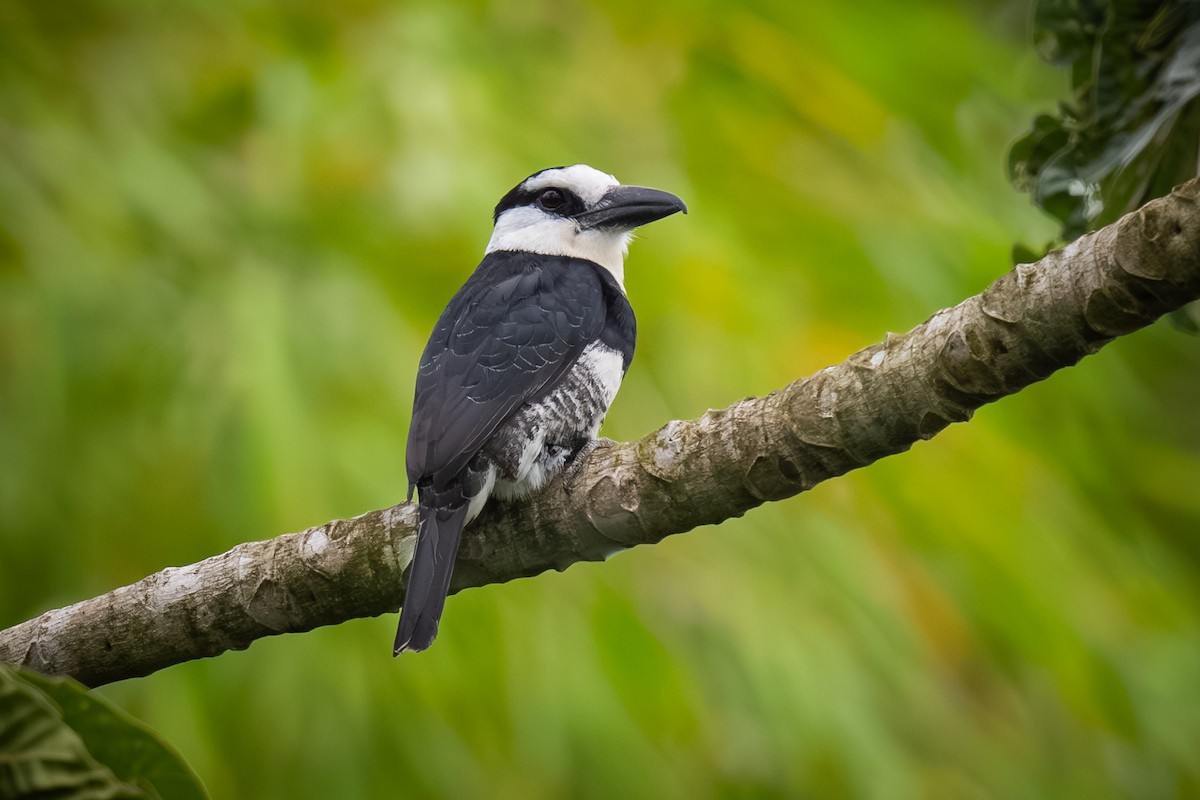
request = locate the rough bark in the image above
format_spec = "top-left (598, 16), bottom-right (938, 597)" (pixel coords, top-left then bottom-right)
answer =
top-left (3, 178), bottom-right (1198, 688)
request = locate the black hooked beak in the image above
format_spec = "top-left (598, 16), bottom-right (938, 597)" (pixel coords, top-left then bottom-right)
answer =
top-left (573, 185), bottom-right (688, 231)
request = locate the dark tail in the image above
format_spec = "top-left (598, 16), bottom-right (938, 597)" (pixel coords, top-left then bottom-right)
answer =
top-left (394, 497), bottom-right (469, 654)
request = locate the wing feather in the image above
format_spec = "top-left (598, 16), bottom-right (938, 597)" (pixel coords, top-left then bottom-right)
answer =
top-left (406, 252), bottom-right (607, 491)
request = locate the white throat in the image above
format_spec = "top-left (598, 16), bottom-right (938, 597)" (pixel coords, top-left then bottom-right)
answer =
top-left (485, 209), bottom-right (633, 291)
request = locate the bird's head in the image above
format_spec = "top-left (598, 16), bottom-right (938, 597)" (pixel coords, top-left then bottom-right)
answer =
top-left (486, 164), bottom-right (686, 289)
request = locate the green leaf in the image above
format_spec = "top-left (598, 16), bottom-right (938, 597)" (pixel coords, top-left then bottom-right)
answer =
top-left (0, 665), bottom-right (207, 800)
top-left (1010, 0), bottom-right (1200, 242)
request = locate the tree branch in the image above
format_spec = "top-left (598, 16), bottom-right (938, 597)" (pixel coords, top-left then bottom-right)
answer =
top-left (3, 179), bottom-right (1198, 688)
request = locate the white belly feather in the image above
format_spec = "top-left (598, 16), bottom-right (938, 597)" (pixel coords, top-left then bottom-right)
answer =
top-left (489, 341), bottom-right (625, 500)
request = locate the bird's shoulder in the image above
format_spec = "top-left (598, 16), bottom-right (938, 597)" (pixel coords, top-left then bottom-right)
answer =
top-left (430, 251), bottom-right (614, 351)
top-left (461, 250), bottom-right (608, 306)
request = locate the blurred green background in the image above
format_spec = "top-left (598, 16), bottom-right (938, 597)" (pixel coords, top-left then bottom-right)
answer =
top-left (3, 0), bottom-right (1200, 797)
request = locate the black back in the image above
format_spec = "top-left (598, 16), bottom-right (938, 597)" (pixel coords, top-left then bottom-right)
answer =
top-left (406, 251), bottom-right (635, 494)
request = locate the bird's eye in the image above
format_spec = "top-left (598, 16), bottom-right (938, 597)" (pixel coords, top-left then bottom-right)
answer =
top-left (538, 189), bottom-right (565, 211)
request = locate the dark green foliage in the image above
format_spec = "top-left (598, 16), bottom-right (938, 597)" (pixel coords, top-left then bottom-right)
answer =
top-left (0, 665), bottom-right (207, 800)
top-left (1010, 0), bottom-right (1200, 242)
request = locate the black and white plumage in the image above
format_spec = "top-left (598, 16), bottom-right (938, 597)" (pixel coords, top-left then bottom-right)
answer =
top-left (395, 164), bottom-right (686, 653)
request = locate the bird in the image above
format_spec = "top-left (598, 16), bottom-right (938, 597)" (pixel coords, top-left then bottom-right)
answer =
top-left (395, 164), bottom-right (687, 653)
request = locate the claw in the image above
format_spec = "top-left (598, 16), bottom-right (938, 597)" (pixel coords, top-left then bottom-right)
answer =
top-left (563, 437), bottom-right (615, 490)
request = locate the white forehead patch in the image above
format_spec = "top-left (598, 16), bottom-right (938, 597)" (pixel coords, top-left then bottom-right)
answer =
top-left (520, 164), bottom-right (620, 205)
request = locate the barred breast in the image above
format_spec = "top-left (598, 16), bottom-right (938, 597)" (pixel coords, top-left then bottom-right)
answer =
top-left (486, 340), bottom-right (625, 500)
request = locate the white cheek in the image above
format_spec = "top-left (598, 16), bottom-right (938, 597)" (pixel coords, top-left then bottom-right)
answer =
top-left (486, 209), bottom-right (631, 290)
top-left (486, 210), bottom-right (577, 257)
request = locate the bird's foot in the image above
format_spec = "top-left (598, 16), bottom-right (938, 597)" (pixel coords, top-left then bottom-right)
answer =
top-left (563, 437), bottom-right (615, 490)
